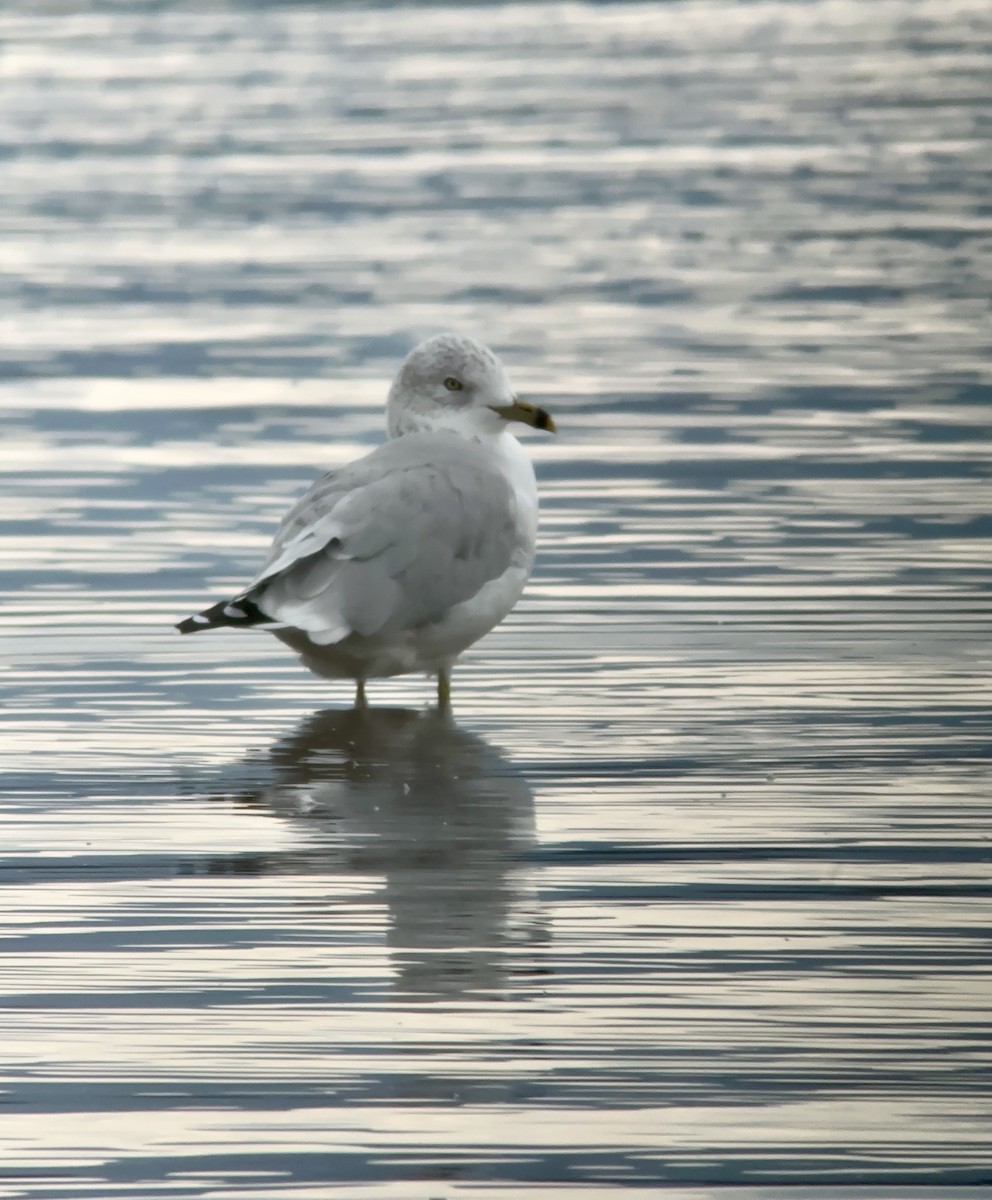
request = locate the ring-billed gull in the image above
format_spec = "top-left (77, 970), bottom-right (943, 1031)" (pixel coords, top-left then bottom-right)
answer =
top-left (176, 333), bottom-right (556, 708)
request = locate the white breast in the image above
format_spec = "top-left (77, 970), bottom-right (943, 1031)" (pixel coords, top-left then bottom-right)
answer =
top-left (412, 429), bottom-right (539, 671)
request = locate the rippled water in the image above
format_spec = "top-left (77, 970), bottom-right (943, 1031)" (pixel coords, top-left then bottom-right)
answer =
top-left (2, 1), bottom-right (991, 1196)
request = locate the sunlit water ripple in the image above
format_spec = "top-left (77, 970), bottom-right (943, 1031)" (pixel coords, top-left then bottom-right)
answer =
top-left (1, 1), bottom-right (991, 1197)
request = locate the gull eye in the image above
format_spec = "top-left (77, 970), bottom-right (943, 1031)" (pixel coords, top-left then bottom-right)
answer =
top-left (443, 376), bottom-right (464, 392)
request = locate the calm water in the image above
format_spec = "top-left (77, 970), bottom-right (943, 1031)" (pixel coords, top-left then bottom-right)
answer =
top-left (1, 1), bottom-right (991, 1196)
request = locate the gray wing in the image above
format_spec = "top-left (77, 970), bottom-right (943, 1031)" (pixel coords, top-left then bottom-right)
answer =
top-left (244, 434), bottom-right (520, 646)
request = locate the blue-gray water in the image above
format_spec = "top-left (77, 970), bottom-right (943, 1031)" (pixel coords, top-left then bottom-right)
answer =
top-left (1, 2), bottom-right (991, 1197)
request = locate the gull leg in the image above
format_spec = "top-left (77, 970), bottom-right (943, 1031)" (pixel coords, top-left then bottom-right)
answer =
top-left (436, 669), bottom-right (451, 711)
top-left (354, 679), bottom-right (368, 709)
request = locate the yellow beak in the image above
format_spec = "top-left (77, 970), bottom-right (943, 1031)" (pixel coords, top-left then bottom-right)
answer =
top-left (491, 398), bottom-right (557, 433)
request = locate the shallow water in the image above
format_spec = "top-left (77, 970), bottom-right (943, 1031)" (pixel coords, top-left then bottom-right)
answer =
top-left (1, 1), bottom-right (991, 1196)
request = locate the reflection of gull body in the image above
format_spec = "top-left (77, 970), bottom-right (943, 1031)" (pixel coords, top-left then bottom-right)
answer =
top-left (215, 708), bottom-right (543, 998)
top-left (177, 334), bottom-right (555, 707)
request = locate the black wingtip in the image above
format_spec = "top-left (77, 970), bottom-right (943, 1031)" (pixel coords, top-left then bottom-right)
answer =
top-left (175, 596), bottom-right (274, 635)
top-left (176, 614), bottom-right (209, 634)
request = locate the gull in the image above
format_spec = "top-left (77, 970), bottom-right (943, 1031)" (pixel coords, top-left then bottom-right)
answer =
top-left (176, 333), bottom-right (556, 708)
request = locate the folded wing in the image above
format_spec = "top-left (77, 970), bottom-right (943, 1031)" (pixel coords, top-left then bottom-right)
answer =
top-left (245, 433), bottom-right (521, 646)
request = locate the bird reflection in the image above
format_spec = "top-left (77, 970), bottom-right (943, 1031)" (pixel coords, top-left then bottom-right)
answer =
top-left (207, 707), bottom-right (545, 999)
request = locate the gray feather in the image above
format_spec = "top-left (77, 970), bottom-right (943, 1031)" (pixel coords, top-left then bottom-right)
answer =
top-left (247, 432), bottom-right (519, 644)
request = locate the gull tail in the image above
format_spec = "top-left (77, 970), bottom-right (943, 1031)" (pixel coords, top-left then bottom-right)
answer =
top-left (176, 595), bottom-right (275, 635)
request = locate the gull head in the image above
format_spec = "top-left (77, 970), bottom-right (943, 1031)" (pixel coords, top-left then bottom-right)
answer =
top-left (386, 333), bottom-right (556, 440)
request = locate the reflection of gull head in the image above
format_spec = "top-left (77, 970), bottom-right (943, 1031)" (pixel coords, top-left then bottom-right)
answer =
top-left (226, 708), bottom-right (542, 999)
